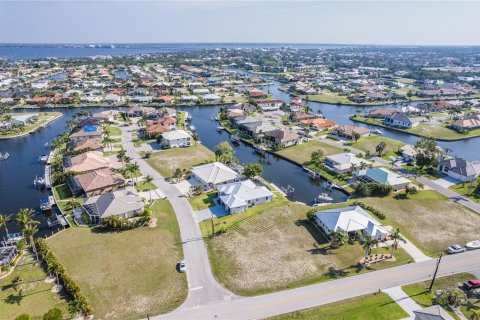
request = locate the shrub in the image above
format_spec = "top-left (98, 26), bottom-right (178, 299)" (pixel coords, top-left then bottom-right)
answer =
top-left (15, 314), bottom-right (32, 320)
top-left (353, 200), bottom-right (386, 220)
top-left (42, 308), bottom-right (63, 320)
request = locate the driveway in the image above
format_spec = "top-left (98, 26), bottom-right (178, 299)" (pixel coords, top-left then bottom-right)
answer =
top-left (433, 176), bottom-right (461, 189)
top-left (195, 205), bottom-right (229, 223)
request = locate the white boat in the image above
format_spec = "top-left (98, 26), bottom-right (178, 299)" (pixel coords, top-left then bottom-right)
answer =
top-left (466, 240), bottom-right (480, 250)
top-left (372, 129), bottom-right (383, 135)
top-left (3, 153), bottom-right (9, 160)
top-left (39, 155), bottom-right (48, 163)
top-left (254, 145), bottom-right (267, 155)
top-left (44, 141), bottom-right (49, 148)
top-left (217, 126), bottom-right (225, 131)
top-left (231, 135), bottom-right (240, 143)
top-left (316, 193), bottom-right (334, 203)
top-left (189, 125), bottom-right (196, 132)
top-left (34, 175), bottom-right (46, 188)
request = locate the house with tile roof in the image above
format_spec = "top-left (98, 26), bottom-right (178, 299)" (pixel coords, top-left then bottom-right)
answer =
top-left (82, 189), bottom-right (144, 223)
top-left (67, 168), bottom-right (125, 196)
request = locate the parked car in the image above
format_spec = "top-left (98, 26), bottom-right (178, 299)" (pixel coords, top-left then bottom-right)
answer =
top-left (177, 260), bottom-right (186, 273)
top-left (447, 245), bottom-right (466, 254)
top-left (464, 279), bottom-right (480, 290)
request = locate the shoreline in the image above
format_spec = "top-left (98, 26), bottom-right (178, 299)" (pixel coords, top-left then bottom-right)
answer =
top-left (0, 112), bottom-right (63, 140)
top-left (349, 115), bottom-right (480, 142)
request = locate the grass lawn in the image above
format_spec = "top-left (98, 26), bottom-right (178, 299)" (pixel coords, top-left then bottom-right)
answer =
top-left (105, 126), bottom-right (122, 136)
top-left (349, 135), bottom-right (405, 160)
top-left (188, 191), bottom-right (218, 211)
top-left (276, 140), bottom-right (343, 165)
top-left (53, 184), bottom-right (72, 200)
top-left (402, 273), bottom-right (478, 319)
top-left (47, 199), bottom-right (187, 319)
top-left (269, 292), bottom-right (408, 320)
top-left (0, 112), bottom-right (62, 139)
top-left (146, 144), bottom-right (215, 178)
top-left (361, 190), bottom-right (480, 256)
top-left (135, 180), bottom-right (157, 192)
top-left (0, 254), bottom-right (69, 319)
top-left (177, 111), bottom-right (186, 130)
top-left (202, 200), bottom-right (412, 296)
top-left (450, 183), bottom-right (480, 203)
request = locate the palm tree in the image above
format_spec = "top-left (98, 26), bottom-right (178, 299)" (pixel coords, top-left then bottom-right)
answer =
top-left (102, 136), bottom-right (113, 152)
top-left (66, 199), bottom-right (80, 211)
top-left (363, 238), bottom-right (377, 257)
top-left (15, 208), bottom-right (38, 230)
top-left (144, 175), bottom-right (154, 202)
top-left (0, 213), bottom-right (13, 236)
top-left (117, 148), bottom-right (126, 166)
top-left (23, 224), bottom-right (39, 261)
top-left (390, 228), bottom-right (406, 257)
top-left (130, 162), bottom-right (140, 183)
top-left (123, 155), bottom-right (132, 165)
top-left (329, 230), bottom-right (348, 248)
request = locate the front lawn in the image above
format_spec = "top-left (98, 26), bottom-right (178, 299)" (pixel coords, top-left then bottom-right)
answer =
top-left (47, 199), bottom-right (187, 319)
top-left (361, 190), bottom-right (480, 256)
top-left (276, 140), bottom-right (343, 164)
top-left (349, 135), bottom-right (405, 160)
top-left (146, 144), bottom-right (215, 178)
top-left (0, 254), bottom-right (69, 319)
top-left (203, 200), bottom-right (412, 296)
top-left (269, 292), bottom-right (408, 320)
top-left (188, 192), bottom-right (218, 211)
top-left (105, 125), bottom-right (122, 136)
top-left (135, 179), bottom-right (157, 192)
top-left (450, 182), bottom-right (480, 203)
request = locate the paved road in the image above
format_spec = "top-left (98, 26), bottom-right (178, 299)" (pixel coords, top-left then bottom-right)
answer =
top-left (156, 250), bottom-right (480, 320)
top-left (317, 137), bottom-right (480, 214)
top-left (120, 126), bottom-right (235, 307)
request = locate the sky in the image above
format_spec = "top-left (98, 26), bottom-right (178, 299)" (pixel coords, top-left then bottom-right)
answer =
top-left (0, 1), bottom-right (479, 45)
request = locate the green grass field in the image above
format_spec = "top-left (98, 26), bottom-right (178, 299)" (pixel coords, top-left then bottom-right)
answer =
top-left (135, 179), bottom-right (157, 192)
top-left (276, 140), bottom-right (343, 164)
top-left (349, 135), bottom-right (405, 160)
top-left (146, 144), bottom-right (215, 178)
top-left (47, 200), bottom-right (187, 319)
top-left (105, 125), bottom-right (122, 136)
top-left (450, 183), bottom-right (480, 203)
top-left (188, 192), bottom-right (218, 211)
top-left (0, 254), bottom-right (69, 319)
top-left (269, 292), bottom-right (408, 320)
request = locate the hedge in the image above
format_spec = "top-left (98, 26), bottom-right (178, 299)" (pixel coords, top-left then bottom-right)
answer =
top-left (352, 200), bottom-right (386, 220)
top-left (35, 238), bottom-right (93, 316)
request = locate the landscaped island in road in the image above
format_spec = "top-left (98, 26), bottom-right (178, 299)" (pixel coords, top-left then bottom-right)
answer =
top-left (0, 112), bottom-right (62, 139)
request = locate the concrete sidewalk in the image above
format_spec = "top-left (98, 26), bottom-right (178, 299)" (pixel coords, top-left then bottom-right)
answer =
top-left (383, 286), bottom-right (421, 319)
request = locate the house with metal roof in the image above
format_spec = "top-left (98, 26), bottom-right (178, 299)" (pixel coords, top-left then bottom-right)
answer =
top-left (353, 167), bottom-right (410, 191)
top-left (324, 152), bottom-right (372, 174)
top-left (217, 179), bottom-right (273, 214)
top-left (191, 162), bottom-right (241, 189)
top-left (161, 130), bottom-right (191, 148)
top-left (314, 205), bottom-right (388, 240)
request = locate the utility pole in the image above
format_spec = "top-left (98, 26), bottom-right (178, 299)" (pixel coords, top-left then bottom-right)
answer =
top-left (429, 253), bottom-right (443, 292)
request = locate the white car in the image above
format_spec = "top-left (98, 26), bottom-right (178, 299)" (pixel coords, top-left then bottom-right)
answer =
top-left (178, 260), bottom-right (186, 273)
top-left (447, 245), bottom-right (466, 254)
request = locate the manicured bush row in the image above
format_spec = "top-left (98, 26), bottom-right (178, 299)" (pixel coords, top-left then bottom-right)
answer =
top-left (352, 200), bottom-right (386, 220)
top-left (35, 238), bottom-right (93, 316)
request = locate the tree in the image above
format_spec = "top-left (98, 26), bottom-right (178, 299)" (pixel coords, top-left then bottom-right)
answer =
top-left (42, 308), bottom-right (63, 320)
top-left (23, 224), bottom-right (39, 261)
top-left (0, 213), bottom-right (12, 236)
top-left (144, 175), bottom-right (154, 202)
top-left (329, 230), bottom-right (348, 248)
top-left (390, 228), bottom-right (406, 256)
top-left (375, 141), bottom-right (387, 156)
top-left (414, 137), bottom-right (442, 168)
top-left (66, 199), bottom-right (80, 211)
top-left (469, 309), bottom-right (480, 320)
top-left (435, 287), bottom-right (467, 308)
top-left (363, 238), bottom-right (377, 257)
top-left (310, 149), bottom-right (324, 167)
top-left (15, 208), bottom-right (38, 230)
top-left (117, 148), bottom-right (126, 166)
top-left (214, 141), bottom-right (238, 164)
top-left (404, 185), bottom-right (418, 199)
top-left (352, 131), bottom-right (361, 142)
top-left (15, 314), bottom-right (32, 320)
top-left (243, 163), bottom-right (263, 179)
top-left (354, 182), bottom-right (371, 197)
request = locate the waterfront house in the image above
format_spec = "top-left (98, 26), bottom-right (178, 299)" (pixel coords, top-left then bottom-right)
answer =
top-left (353, 167), bottom-right (410, 191)
top-left (76, 117), bottom-right (101, 129)
top-left (92, 110), bottom-right (120, 122)
top-left (451, 112), bottom-right (480, 132)
top-left (103, 93), bottom-right (122, 104)
top-left (71, 138), bottom-right (104, 153)
top-left (314, 206), bottom-right (388, 241)
top-left (383, 113), bottom-right (418, 128)
top-left (367, 108), bottom-right (397, 119)
top-left (69, 125), bottom-right (103, 142)
top-left (126, 106), bottom-right (156, 118)
top-left (204, 93), bottom-right (221, 102)
top-left (257, 99), bottom-right (283, 111)
top-left (248, 88), bottom-right (266, 98)
top-left (332, 125), bottom-right (370, 140)
top-left (63, 151), bottom-right (121, 174)
top-left (161, 130), bottom-right (191, 148)
top-left (217, 179), bottom-right (273, 214)
top-left (82, 189), bottom-right (144, 223)
top-left (324, 153), bottom-right (371, 174)
top-left (145, 122), bottom-right (171, 138)
top-left (291, 111), bottom-right (316, 122)
top-left (191, 162), bottom-right (241, 189)
top-left (437, 157), bottom-right (480, 182)
top-left (300, 118), bottom-right (337, 131)
top-left (0, 121), bottom-right (12, 131)
top-left (67, 168), bottom-right (125, 196)
top-left (229, 102), bottom-right (257, 114)
top-left (159, 107), bottom-right (177, 118)
top-left (264, 128), bottom-right (302, 148)
top-left (11, 113), bottom-right (38, 126)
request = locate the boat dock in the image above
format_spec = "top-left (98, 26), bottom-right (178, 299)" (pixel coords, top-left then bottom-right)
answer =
top-left (44, 150), bottom-right (54, 189)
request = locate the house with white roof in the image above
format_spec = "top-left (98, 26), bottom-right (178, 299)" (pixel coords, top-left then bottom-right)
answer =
top-left (191, 162), bottom-right (241, 189)
top-left (161, 130), bottom-right (191, 148)
top-left (217, 179), bottom-right (273, 214)
top-left (353, 167), bottom-right (410, 191)
top-left (314, 205), bottom-right (388, 241)
top-left (82, 189), bottom-right (144, 223)
top-left (324, 153), bottom-right (372, 174)
top-left (383, 113), bottom-right (418, 128)
top-left (10, 113), bottom-right (38, 126)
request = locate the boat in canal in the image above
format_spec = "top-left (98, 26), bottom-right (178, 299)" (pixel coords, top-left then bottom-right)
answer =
top-left (40, 196), bottom-right (54, 211)
top-left (34, 175), bottom-right (46, 188)
top-left (254, 145), bottom-right (267, 155)
top-left (372, 129), bottom-right (383, 135)
top-left (0, 152), bottom-right (9, 160)
top-left (39, 154), bottom-right (48, 163)
top-left (316, 193), bottom-right (334, 203)
top-left (217, 126), bottom-right (225, 131)
top-left (231, 135), bottom-right (240, 143)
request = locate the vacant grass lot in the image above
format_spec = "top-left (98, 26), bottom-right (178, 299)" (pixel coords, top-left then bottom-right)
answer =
top-left (47, 200), bottom-right (187, 319)
top-left (362, 191), bottom-right (480, 256)
top-left (269, 292), bottom-right (408, 320)
top-left (276, 140), bottom-right (343, 164)
top-left (146, 144), bottom-right (215, 178)
top-left (105, 125), bottom-right (122, 136)
top-left (0, 254), bottom-right (69, 319)
top-left (204, 201), bottom-right (412, 296)
top-left (402, 273), bottom-right (477, 319)
top-left (349, 135), bottom-right (405, 159)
